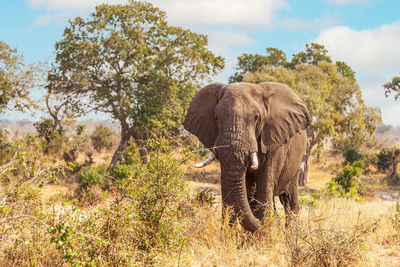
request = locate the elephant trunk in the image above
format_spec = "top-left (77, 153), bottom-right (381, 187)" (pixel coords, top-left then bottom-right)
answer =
top-left (220, 162), bottom-right (260, 232)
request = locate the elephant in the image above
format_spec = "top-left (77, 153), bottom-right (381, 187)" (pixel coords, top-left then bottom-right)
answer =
top-left (184, 82), bottom-right (311, 232)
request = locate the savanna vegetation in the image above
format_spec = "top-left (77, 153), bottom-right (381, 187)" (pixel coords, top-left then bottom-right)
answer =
top-left (1, 0), bottom-right (400, 266)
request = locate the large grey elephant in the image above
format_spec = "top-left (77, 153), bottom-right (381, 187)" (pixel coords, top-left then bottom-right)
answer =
top-left (184, 82), bottom-right (311, 232)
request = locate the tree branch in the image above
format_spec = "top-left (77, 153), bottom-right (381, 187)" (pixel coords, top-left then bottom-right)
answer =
top-left (0, 215), bottom-right (49, 228)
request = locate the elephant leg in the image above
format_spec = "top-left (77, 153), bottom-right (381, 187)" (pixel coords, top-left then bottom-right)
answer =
top-left (279, 177), bottom-right (300, 226)
top-left (279, 192), bottom-right (291, 226)
top-left (288, 172), bottom-right (300, 215)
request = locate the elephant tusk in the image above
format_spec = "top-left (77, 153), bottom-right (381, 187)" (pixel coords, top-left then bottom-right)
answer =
top-left (194, 153), bottom-right (216, 168)
top-left (250, 152), bottom-right (259, 170)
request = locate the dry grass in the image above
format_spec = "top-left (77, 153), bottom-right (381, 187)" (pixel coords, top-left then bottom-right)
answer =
top-left (179, 156), bottom-right (400, 266)
top-left (154, 197), bottom-right (400, 266)
top-left (2, 150), bottom-right (400, 266)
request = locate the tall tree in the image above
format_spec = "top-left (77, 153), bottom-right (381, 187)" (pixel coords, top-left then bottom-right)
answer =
top-left (48, 1), bottom-right (224, 165)
top-left (239, 44), bottom-right (381, 185)
top-left (0, 41), bottom-right (35, 112)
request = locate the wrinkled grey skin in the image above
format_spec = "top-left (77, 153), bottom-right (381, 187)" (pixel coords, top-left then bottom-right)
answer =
top-left (184, 82), bottom-right (311, 232)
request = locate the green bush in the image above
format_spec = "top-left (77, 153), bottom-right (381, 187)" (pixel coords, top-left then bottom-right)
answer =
top-left (343, 147), bottom-right (363, 165)
top-left (299, 193), bottom-right (320, 207)
top-left (325, 160), bottom-right (364, 198)
top-left (90, 124), bottom-right (114, 152)
top-left (116, 138), bottom-right (191, 255)
top-left (111, 164), bottom-right (138, 179)
top-left (377, 148), bottom-right (393, 172)
top-left (77, 165), bottom-right (110, 191)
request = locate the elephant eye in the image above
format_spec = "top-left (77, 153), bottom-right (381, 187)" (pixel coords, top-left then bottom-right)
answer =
top-left (254, 114), bottom-right (259, 122)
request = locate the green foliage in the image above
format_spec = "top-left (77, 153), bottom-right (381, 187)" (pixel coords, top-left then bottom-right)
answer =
top-left (49, 0), bottom-right (224, 163)
top-left (116, 137), bottom-right (191, 254)
top-left (343, 147), bottom-right (363, 165)
top-left (0, 40), bottom-right (34, 112)
top-left (377, 148), bottom-right (393, 172)
top-left (77, 165), bottom-right (110, 191)
top-left (34, 118), bottom-right (67, 154)
top-left (299, 193), bottom-right (319, 207)
top-left (194, 188), bottom-right (216, 207)
top-left (243, 46), bottom-right (381, 156)
top-left (111, 164), bottom-right (137, 179)
top-left (76, 124), bottom-right (85, 136)
top-left (325, 160), bottom-right (364, 198)
top-left (384, 75), bottom-right (400, 100)
top-left (290, 43), bottom-right (332, 67)
top-left (229, 47), bottom-right (288, 83)
top-left (90, 123), bottom-right (114, 152)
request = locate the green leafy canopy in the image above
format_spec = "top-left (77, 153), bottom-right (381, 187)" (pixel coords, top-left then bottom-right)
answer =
top-left (238, 43), bottom-right (381, 155)
top-left (49, 0), bottom-right (225, 137)
top-left (0, 41), bottom-right (35, 113)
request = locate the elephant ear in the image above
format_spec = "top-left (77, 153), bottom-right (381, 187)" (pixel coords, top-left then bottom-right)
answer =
top-left (184, 83), bottom-right (224, 148)
top-left (259, 82), bottom-right (311, 152)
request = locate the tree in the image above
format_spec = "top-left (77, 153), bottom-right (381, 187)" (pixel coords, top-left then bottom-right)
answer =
top-left (90, 123), bottom-right (114, 152)
top-left (384, 75), bottom-right (400, 100)
top-left (229, 48), bottom-right (288, 83)
top-left (377, 147), bottom-right (400, 184)
top-left (48, 1), bottom-right (225, 165)
top-left (289, 43), bottom-right (332, 67)
top-left (0, 41), bottom-right (35, 112)
top-left (240, 44), bottom-right (381, 185)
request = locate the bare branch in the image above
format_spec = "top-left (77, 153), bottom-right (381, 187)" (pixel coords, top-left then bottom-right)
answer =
top-left (0, 215), bottom-right (49, 228)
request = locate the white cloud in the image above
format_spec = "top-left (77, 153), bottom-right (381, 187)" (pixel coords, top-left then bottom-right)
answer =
top-left (207, 30), bottom-right (255, 47)
top-left (153, 0), bottom-right (288, 27)
top-left (315, 22), bottom-right (400, 74)
top-left (28, 0), bottom-right (288, 27)
top-left (30, 12), bottom-right (52, 27)
top-left (28, 0), bottom-right (129, 10)
top-left (279, 15), bottom-right (336, 31)
top-left (327, 0), bottom-right (364, 5)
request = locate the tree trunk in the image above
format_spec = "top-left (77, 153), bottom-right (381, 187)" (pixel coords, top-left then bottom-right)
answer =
top-left (110, 127), bottom-right (148, 166)
top-left (298, 138), bottom-right (315, 186)
top-left (111, 126), bottom-right (133, 166)
top-left (298, 154), bottom-right (309, 186)
top-left (132, 134), bottom-right (148, 164)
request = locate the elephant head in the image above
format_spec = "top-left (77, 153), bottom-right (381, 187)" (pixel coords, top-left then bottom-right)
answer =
top-left (184, 82), bottom-right (311, 231)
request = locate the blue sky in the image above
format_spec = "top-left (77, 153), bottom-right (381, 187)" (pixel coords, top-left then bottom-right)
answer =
top-left (1, 0), bottom-right (400, 125)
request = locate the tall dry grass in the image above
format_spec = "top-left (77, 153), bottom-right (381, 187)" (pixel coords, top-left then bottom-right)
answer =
top-left (158, 197), bottom-right (399, 266)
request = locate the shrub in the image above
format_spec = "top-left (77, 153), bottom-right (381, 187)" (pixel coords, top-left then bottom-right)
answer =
top-left (377, 148), bottom-right (393, 172)
top-left (0, 129), bottom-right (15, 164)
top-left (111, 164), bottom-right (138, 179)
top-left (194, 188), bottom-right (216, 207)
top-left (325, 160), bottom-right (364, 198)
top-left (343, 147), bottom-right (363, 165)
top-left (76, 124), bottom-right (85, 136)
top-left (77, 165), bottom-right (110, 191)
top-left (90, 124), bottom-right (114, 152)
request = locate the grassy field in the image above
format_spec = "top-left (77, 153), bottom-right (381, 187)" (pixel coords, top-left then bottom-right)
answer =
top-left (1, 143), bottom-right (400, 266)
top-left (28, 155), bottom-right (399, 266)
